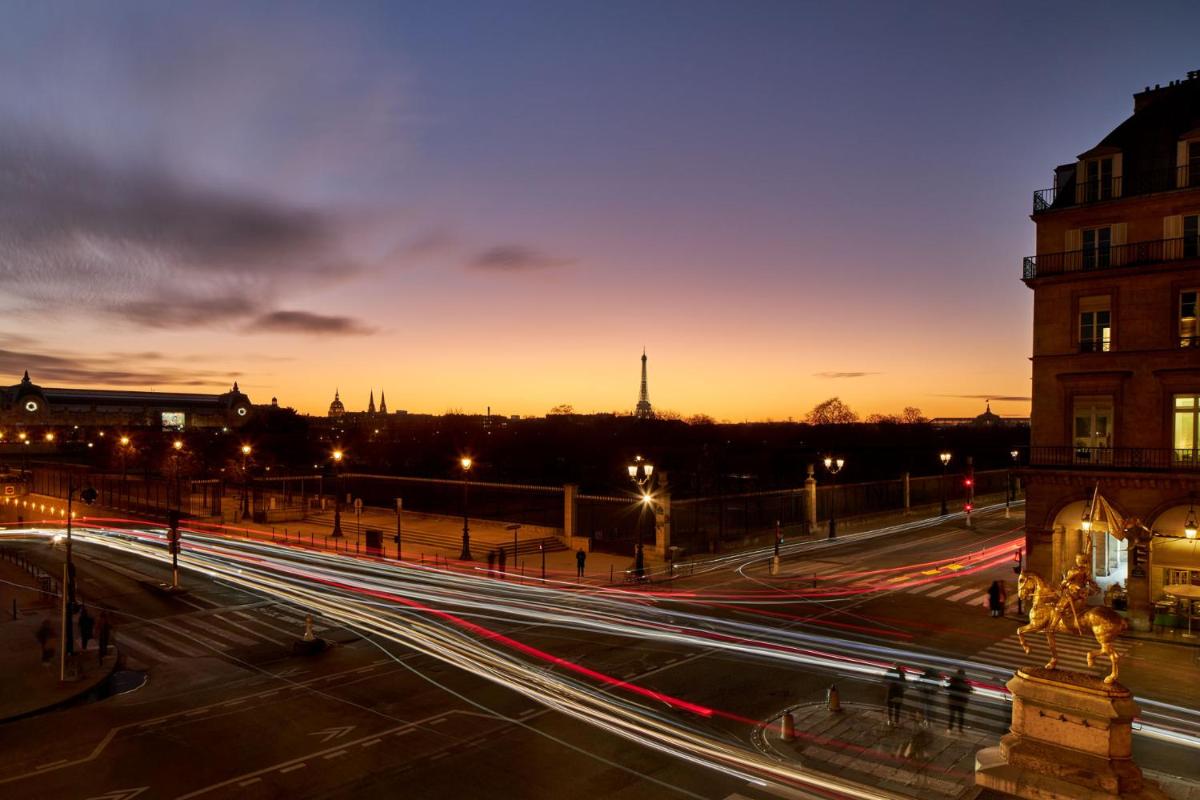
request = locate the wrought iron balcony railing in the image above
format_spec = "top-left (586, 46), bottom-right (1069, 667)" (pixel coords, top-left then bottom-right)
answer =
top-left (1026, 446), bottom-right (1200, 472)
top-left (1033, 165), bottom-right (1200, 213)
top-left (1023, 236), bottom-right (1199, 280)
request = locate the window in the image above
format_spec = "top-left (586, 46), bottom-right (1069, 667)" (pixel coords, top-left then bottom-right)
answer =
top-left (1073, 397), bottom-right (1113, 463)
top-left (1082, 227), bottom-right (1111, 269)
top-left (1182, 291), bottom-right (1198, 347)
top-left (1186, 215), bottom-right (1200, 259)
top-left (1190, 142), bottom-right (1200, 188)
top-left (1085, 157), bottom-right (1114, 202)
top-left (1174, 396), bottom-right (1200, 462)
top-left (1079, 296), bottom-right (1111, 352)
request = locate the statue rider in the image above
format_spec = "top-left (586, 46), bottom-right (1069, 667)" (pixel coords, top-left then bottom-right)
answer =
top-left (1051, 552), bottom-right (1099, 635)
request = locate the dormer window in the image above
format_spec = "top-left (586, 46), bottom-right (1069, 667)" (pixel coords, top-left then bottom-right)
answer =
top-left (1084, 157), bottom-right (1114, 202)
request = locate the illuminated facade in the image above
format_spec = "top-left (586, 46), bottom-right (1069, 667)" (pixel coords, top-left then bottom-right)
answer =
top-left (1022, 72), bottom-right (1200, 632)
top-left (0, 372), bottom-right (253, 431)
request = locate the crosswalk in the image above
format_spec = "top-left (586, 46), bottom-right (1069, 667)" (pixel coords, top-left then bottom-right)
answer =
top-left (117, 603), bottom-right (336, 664)
top-left (971, 629), bottom-right (1130, 676)
top-left (815, 569), bottom-right (1004, 608)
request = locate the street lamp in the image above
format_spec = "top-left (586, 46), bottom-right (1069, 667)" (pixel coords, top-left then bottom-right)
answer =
top-left (59, 476), bottom-right (98, 681)
top-left (823, 456), bottom-right (845, 539)
top-left (171, 439), bottom-right (184, 513)
top-left (459, 456), bottom-right (473, 561)
top-left (939, 452), bottom-right (952, 516)
top-left (1006, 449), bottom-right (1019, 517)
top-left (1185, 504), bottom-right (1198, 540)
top-left (240, 444), bottom-right (252, 520)
top-left (331, 449), bottom-right (344, 538)
top-left (627, 456), bottom-right (655, 548)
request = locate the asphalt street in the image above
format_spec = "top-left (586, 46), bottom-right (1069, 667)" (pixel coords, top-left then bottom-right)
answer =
top-left (1, 506), bottom-right (1197, 800)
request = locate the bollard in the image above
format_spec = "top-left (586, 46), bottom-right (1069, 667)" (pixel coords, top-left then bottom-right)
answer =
top-left (827, 684), bottom-right (842, 713)
top-left (302, 614), bottom-right (316, 642)
top-left (609, 565), bottom-right (614, 584)
top-left (770, 555), bottom-right (781, 576)
top-left (780, 712), bottom-right (796, 742)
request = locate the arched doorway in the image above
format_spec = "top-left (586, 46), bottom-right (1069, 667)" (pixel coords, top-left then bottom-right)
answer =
top-left (1148, 504), bottom-right (1200, 606)
top-left (1049, 499), bottom-right (1128, 592)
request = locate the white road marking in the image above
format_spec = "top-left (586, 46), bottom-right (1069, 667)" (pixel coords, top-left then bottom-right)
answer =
top-left (279, 763), bottom-right (306, 774)
top-left (322, 750), bottom-right (347, 759)
top-left (361, 739), bottom-right (382, 747)
top-left (946, 588), bottom-right (978, 603)
top-left (925, 584), bottom-right (960, 598)
top-left (237, 778), bottom-right (261, 787)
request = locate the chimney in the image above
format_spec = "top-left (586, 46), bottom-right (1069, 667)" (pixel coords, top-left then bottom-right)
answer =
top-left (1134, 71), bottom-right (1200, 113)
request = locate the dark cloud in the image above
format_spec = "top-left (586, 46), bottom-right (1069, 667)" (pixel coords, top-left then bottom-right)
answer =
top-left (939, 394), bottom-right (1031, 402)
top-left (0, 340), bottom-right (238, 388)
top-left (249, 310), bottom-right (374, 336)
top-left (468, 244), bottom-right (575, 272)
top-left (0, 134), bottom-right (360, 331)
top-left (814, 371), bottom-right (879, 379)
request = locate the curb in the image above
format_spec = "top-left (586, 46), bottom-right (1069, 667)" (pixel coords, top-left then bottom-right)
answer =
top-left (0, 650), bottom-right (120, 724)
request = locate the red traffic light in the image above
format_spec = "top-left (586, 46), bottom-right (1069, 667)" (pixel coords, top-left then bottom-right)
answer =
top-left (964, 478), bottom-right (973, 487)
top-left (1012, 550), bottom-right (1021, 562)
top-left (964, 503), bottom-right (973, 512)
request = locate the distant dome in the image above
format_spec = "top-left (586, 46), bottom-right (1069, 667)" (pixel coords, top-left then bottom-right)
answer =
top-left (328, 390), bottom-right (346, 417)
top-left (973, 402), bottom-right (1001, 426)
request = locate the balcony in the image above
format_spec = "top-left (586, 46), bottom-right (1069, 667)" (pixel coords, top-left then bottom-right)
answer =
top-left (1027, 446), bottom-right (1200, 472)
top-left (1032, 165), bottom-right (1200, 214)
top-left (1023, 237), bottom-right (1199, 280)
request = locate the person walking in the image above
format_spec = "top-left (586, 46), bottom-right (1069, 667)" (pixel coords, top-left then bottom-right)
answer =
top-left (97, 610), bottom-right (112, 663)
top-left (486, 550), bottom-right (496, 576)
top-left (35, 619), bottom-right (54, 665)
top-left (884, 664), bottom-right (906, 727)
top-left (987, 580), bottom-right (1003, 617)
top-left (575, 548), bottom-right (586, 578)
top-left (497, 546), bottom-right (507, 577)
top-left (634, 543), bottom-right (645, 579)
top-left (946, 668), bottom-right (972, 733)
top-left (78, 605), bottom-right (95, 652)
top-left (916, 667), bottom-right (940, 726)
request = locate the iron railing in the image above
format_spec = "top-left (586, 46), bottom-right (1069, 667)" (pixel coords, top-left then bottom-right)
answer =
top-left (1033, 165), bottom-right (1200, 213)
top-left (1023, 236), bottom-right (1200, 280)
top-left (1026, 446), bottom-right (1200, 472)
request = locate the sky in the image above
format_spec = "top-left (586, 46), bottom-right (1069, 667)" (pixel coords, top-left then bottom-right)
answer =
top-left (1, 1), bottom-right (1198, 421)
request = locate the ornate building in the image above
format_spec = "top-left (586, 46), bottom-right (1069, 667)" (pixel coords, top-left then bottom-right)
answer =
top-left (634, 349), bottom-right (654, 419)
top-left (0, 372), bottom-right (253, 430)
top-left (1022, 72), bottom-right (1200, 632)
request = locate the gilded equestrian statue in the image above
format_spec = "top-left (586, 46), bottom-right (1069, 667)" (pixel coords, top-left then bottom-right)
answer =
top-left (1016, 551), bottom-right (1128, 684)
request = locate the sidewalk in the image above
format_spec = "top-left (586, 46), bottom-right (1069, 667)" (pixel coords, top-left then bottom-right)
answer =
top-left (758, 701), bottom-right (991, 799)
top-left (0, 548), bottom-right (118, 722)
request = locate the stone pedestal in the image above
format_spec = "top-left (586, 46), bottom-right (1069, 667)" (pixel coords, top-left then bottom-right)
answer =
top-left (976, 667), bottom-right (1167, 799)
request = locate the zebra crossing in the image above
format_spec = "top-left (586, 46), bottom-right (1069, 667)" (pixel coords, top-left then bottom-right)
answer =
top-left (117, 603), bottom-right (337, 664)
top-left (816, 569), bottom-right (1001, 608)
top-left (971, 629), bottom-right (1131, 676)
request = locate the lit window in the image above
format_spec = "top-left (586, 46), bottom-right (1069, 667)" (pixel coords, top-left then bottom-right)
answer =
top-left (1181, 291), bottom-right (1198, 347)
top-left (1175, 396), bottom-right (1200, 462)
top-left (1079, 296), bottom-right (1111, 353)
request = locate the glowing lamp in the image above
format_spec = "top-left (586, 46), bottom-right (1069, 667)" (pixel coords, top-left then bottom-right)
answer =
top-left (241, 444), bottom-right (252, 456)
top-left (332, 449), bottom-right (344, 462)
top-left (460, 456), bottom-right (473, 471)
top-left (1081, 517), bottom-right (1092, 532)
top-left (643, 463), bottom-right (654, 477)
top-left (940, 452), bottom-right (951, 466)
top-left (172, 439), bottom-right (184, 451)
top-left (1186, 506), bottom-right (1198, 540)
top-left (642, 493), bottom-right (652, 505)
top-left (119, 436), bottom-right (130, 446)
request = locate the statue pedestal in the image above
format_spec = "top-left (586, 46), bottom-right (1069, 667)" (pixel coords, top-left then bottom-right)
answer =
top-left (976, 667), bottom-right (1167, 799)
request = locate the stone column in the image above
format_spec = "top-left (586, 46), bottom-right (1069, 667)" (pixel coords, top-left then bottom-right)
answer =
top-left (804, 464), bottom-right (817, 535)
top-left (1126, 530), bottom-right (1151, 632)
top-left (901, 471), bottom-right (911, 515)
top-left (654, 472), bottom-right (671, 557)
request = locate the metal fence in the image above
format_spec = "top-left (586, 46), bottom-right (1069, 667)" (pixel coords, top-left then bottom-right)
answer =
top-left (340, 473), bottom-right (565, 529)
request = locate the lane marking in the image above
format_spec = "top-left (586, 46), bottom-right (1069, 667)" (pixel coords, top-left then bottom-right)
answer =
top-left (322, 750), bottom-right (347, 760)
top-left (361, 739), bottom-right (382, 747)
top-left (946, 588), bottom-right (978, 603)
top-left (279, 763), bottom-right (306, 774)
top-left (237, 778), bottom-right (261, 787)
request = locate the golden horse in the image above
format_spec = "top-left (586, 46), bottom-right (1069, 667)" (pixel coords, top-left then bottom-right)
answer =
top-left (1016, 572), bottom-right (1128, 684)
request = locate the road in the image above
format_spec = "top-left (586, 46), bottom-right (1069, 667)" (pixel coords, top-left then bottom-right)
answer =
top-left (1, 504), bottom-right (1197, 800)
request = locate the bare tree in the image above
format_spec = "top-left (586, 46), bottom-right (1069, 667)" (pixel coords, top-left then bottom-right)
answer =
top-left (806, 397), bottom-right (859, 425)
top-left (900, 406), bottom-right (927, 424)
top-left (547, 404), bottom-right (575, 416)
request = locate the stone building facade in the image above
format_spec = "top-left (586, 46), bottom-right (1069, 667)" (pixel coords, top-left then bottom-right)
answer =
top-left (1022, 73), bottom-right (1200, 631)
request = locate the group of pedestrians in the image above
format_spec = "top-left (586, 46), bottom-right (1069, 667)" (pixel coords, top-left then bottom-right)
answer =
top-left (883, 664), bottom-right (972, 732)
top-left (987, 580), bottom-right (1008, 617)
top-left (33, 606), bottom-right (115, 666)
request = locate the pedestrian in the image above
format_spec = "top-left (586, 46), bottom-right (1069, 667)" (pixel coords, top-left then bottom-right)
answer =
top-left (916, 667), bottom-right (940, 726)
top-left (903, 715), bottom-right (933, 788)
top-left (97, 610), bottom-right (112, 662)
top-left (78, 605), bottom-right (95, 651)
top-left (634, 543), bottom-right (645, 579)
top-left (576, 548), bottom-right (586, 578)
top-left (497, 546), bottom-right (507, 577)
top-left (486, 550), bottom-right (496, 575)
top-left (987, 580), bottom-right (1003, 617)
top-left (35, 618), bottom-right (54, 665)
top-left (884, 664), bottom-right (906, 727)
top-left (946, 668), bottom-right (972, 733)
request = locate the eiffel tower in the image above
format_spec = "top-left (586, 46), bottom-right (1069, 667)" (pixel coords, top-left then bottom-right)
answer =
top-left (635, 348), bottom-right (654, 419)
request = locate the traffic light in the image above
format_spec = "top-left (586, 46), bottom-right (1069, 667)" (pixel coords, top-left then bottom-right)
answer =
top-left (1012, 549), bottom-right (1023, 575)
top-left (963, 478), bottom-right (973, 488)
top-left (80, 486), bottom-right (98, 505)
top-left (964, 503), bottom-right (973, 512)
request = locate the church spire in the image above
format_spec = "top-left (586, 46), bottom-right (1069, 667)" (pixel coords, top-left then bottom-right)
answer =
top-left (367, 389), bottom-right (376, 415)
top-left (379, 390), bottom-right (387, 415)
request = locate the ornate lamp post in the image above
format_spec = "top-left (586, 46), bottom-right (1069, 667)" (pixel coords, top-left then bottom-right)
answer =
top-left (626, 455), bottom-right (655, 550)
top-left (171, 439), bottom-right (184, 512)
top-left (331, 449), bottom-right (344, 538)
top-left (459, 456), bottom-right (473, 560)
top-left (58, 476), bottom-right (98, 681)
top-left (823, 456), bottom-right (844, 539)
top-left (939, 451), bottom-right (952, 516)
top-left (1006, 448), bottom-right (1019, 518)
top-left (240, 444), bottom-right (253, 520)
